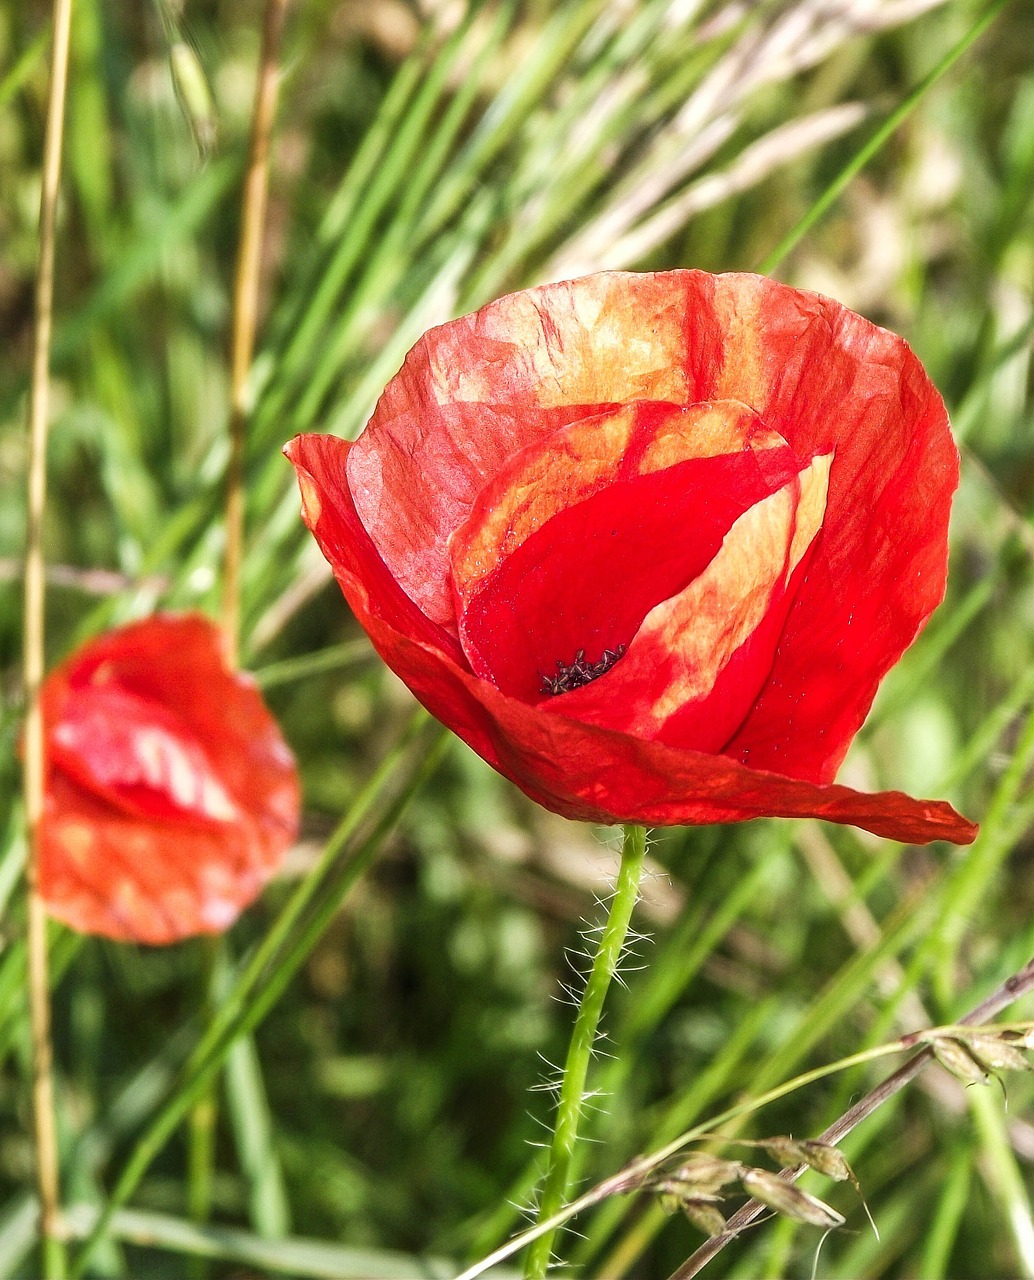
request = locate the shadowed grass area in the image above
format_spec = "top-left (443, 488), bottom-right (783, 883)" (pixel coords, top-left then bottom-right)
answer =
top-left (1, 0), bottom-right (1034, 1276)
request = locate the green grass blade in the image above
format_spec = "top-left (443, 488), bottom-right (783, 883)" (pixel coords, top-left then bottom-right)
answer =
top-left (759, 0), bottom-right (1013, 274)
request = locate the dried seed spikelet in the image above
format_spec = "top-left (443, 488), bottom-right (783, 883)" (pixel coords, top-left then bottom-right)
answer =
top-left (653, 1178), bottom-right (724, 1205)
top-left (684, 1200), bottom-right (728, 1238)
top-left (756, 1136), bottom-right (878, 1238)
top-left (758, 1136), bottom-right (804, 1170)
top-left (960, 1032), bottom-right (1034, 1074)
top-left (671, 1154), bottom-right (745, 1194)
top-left (658, 1188), bottom-right (684, 1217)
top-left (168, 41), bottom-right (218, 156)
top-left (929, 1035), bottom-right (991, 1085)
top-left (760, 1137), bottom-right (854, 1184)
top-left (740, 1168), bottom-right (845, 1229)
top-left (652, 1155), bottom-right (742, 1224)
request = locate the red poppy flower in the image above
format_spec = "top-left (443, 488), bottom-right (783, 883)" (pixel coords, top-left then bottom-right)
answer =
top-left (286, 271), bottom-right (976, 845)
top-left (39, 614), bottom-right (300, 944)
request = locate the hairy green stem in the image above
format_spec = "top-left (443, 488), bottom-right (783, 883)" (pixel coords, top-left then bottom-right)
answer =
top-left (523, 823), bottom-right (647, 1279)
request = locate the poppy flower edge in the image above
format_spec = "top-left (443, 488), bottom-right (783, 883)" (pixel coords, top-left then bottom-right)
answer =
top-left (39, 614), bottom-right (301, 944)
top-left (286, 270), bottom-right (977, 846)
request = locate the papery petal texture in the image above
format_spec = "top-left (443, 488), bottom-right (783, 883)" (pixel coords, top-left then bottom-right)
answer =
top-left (287, 270), bottom-right (976, 846)
top-left (40, 614), bottom-right (300, 944)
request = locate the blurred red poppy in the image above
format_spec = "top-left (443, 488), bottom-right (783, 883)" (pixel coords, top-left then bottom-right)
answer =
top-left (286, 270), bottom-right (976, 845)
top-left (39, 614), bottom-right (300, 944)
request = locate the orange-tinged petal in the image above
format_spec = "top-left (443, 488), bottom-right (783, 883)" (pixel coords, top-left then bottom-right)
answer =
top-left (449, 399), bottom-right (790, 608)
top-left (379, 272), bottom-right (705, 413)
top-left (39, 614), bottom-right (300, 944)
top-left (49, 684), bottom-right (240, 826)
top-left (451, 403), bottom-right (804, 699)
top-left (285, 428), bottom-right (975, 846)
top-left (702, 273), bottom-right (959, 782)
top-left (550, 453), bottom-right (831, 751)
top-left (285, 270), bottom-right (976, 845)
top-left (42, 774), bottom-right (263, 944)
top-left (346, 272), bottom-right (722, 629)
top-left (348, 400), bottom-right (620, 630)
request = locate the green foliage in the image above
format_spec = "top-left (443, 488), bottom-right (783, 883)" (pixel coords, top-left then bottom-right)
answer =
top-left (2, 0), bottom-right (1034, 1276)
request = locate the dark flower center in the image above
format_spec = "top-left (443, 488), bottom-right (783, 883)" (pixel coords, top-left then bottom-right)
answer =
top-left (540, 645), bottom-right (627, 697)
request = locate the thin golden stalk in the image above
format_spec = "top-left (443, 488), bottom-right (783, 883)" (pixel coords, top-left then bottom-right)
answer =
top-left (670, 955), bottom-right (1034, 1279)
top-left (23, 0), bottom-right (75, 1275)
top-left (188, 0), bottom-right (292, 1233)
top-left (222, 0), bottom-right (291, 668)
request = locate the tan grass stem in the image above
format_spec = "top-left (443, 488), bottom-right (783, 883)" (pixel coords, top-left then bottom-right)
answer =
top-left (189, 0), bottom-right (292, 1235)
top-left (222, 0), bottom-right (291, 668)
top-left (669, 954), bottom-right (1034, 1279)
top-left (23, 0), bottom-right (75, 1274)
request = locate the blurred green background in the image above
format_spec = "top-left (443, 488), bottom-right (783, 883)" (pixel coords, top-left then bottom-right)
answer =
top-left (1, 0), bottom-right (1034, 1276)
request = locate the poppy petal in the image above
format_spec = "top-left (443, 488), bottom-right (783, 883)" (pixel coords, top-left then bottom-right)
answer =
top-left (348, 400), bottom-right (621, 630)
top-left (345, 272), bottom-right (719, 628)
top-left (704, 274), bottom-right (960, 782)
top-left (547, 453), bottom-right (831, 751)
top-left (286, 428), bottom-right (975, 846)
top-left (40, 614), bottom-right (300, 944)
top-left (49, 683), bottom-right (240, 826)
top-left (451, 401), bottom-right (802, 699)
top-left (285, 269), bottom-right (976, 845)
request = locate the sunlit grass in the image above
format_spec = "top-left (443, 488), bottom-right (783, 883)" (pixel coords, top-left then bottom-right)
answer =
top-left (1, 0), bottom-right (1033, 1276)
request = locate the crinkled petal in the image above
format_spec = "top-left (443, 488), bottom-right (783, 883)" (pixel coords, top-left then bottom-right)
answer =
top-left (349, 272), bottom-right (720, 628)
top-left (549, 454), bottom-right (830, 751)
top-left (351, 271), bottom-right (959, 786)
top-left (349, 400), bottom-right (620, 629)
top-left (286, 431), bottom-right (975, 846)
top-left (450, 400), bottom-right (801, 698)
top-left (294, 436), bottom-right (466, 666)
top-left (703, 274), bottom-right (960, 782)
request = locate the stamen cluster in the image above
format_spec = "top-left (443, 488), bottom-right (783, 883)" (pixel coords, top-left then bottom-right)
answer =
top-left (541, 645), bottom-right (627, 697)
